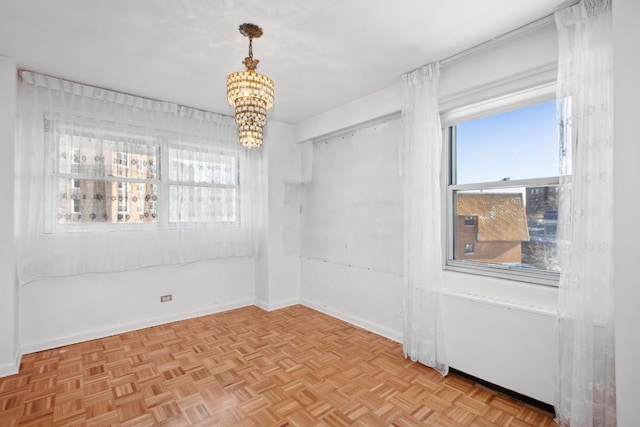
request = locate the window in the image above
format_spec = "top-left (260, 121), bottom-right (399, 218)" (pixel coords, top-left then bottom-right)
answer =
top-left (168, 147), bottom-right (239, 223)
top-left (116, 152), bottom-right (128, 166)
top-left (117, 187), bottom-right (128, 218)
top-left (149, 199), bottom-right (157, 219)
top-left (446, 97), bottom-right (563, 286)
top-left (72, 198), bottom-right (80, 214)
top-left (115, 151), bottom-right (129, 178)
top-left (17, 71), bottom-right (260, 284)
top-left (71, 149), bottom-right (80, 164)
top-left (50, 121), bottom-right (240, 229)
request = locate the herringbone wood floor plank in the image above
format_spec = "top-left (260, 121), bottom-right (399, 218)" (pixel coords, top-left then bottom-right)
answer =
top-left (0, 305), bottom-right (556, 426)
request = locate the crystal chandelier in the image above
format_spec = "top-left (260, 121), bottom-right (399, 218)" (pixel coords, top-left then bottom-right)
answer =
top-left (227, 23), bottom-right (274, 149)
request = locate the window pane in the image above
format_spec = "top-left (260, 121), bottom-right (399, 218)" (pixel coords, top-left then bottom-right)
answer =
top-left (455, 100), bottom-right (559, 184)
top-left (168, 148), bottom-right (237, 185)
top-left (57, 179), bottom-right (158, 224)
top-left (453, 186), bottom-right (559, 271)
top-left (58, 135), bottom-right (159, 179)
top-left (169, 185), bottom-right (237, 223)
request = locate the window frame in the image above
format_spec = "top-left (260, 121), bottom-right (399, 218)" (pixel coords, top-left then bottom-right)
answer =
top-left (45, 119), bottom-right (243, 233)
top-left (442, 85), bottom-right (561, 287)
top-left (165, 145), bottom-right (241, 226)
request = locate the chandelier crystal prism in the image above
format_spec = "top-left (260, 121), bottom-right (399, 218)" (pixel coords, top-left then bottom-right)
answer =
top-left (226, 23), bottom-right (274, 149)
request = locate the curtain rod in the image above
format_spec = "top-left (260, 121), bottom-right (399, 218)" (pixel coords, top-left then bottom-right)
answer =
top-left (440, 14), bottom-right (554, 67)
top-left (403, 12), bottom-right (556, 76)
top-left (18, 69), bottom-right (235, 120)
top-left (437, 0), bottom-right (581, 68)
top-left (439, 14), bottom-right (556, 68)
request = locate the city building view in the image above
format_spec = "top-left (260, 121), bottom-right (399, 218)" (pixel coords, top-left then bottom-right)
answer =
top-left (455, 187), bottom-right (559, 271)
top-left (57, 135), bottom-right (159, 225)
top-left (55, 133), bottom-right (239, 226)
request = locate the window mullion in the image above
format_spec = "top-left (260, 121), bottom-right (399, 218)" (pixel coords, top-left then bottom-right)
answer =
top-left (57, 172), bottom-right (157, 185)
top-left (450, 176), bottom-right (559, 192)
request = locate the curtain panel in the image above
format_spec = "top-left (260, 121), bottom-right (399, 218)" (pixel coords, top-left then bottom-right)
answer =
top-left (555, 0), bottom-right (616, 425)
top-left (16, 71), bottom-right (264, 284)
top-left (400, 63), bottom-right (448, 376)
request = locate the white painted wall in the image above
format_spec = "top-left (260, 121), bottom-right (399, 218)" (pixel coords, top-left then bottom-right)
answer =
top-left (297, 21), bottom-right (560, 404)
top-left (613, 0), bottom-right (640, 425)
top-left (0, 57), bottom-right (18, 376)
top-left (266, 122), bottom-right (302, 308)
top-left (255, 121), bottom-right (302, 310)
top-left (301, 121), bottom-right (403, 276)
top-left (301, 120), bottom-right (404, 342)
top-left (20, 257), bottom-right (255, 353)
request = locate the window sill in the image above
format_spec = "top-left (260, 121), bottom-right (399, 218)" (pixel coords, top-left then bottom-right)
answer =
top-left (442, 268), bottom-right (558, 316)
top-left (445, 260), bottom-right (559, 287)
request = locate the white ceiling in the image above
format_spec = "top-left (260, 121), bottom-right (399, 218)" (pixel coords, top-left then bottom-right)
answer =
top-left (0, 0), bottom-right (569, 124)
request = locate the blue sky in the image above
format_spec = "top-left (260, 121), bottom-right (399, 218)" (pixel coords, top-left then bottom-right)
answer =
top-left (455, 100), bottom-right (559, 185)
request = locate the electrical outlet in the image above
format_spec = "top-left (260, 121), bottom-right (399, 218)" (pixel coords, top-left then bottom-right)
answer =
top-left (160, 294), bottom-right (172, 303)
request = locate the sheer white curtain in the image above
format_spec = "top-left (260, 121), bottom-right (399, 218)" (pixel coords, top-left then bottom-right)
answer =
top-left (400, 63), bottom-right (447, 375)
top-left (16, 71), bottom-right (264, 284)
top-left (555, 0), bottom-right (615, 425)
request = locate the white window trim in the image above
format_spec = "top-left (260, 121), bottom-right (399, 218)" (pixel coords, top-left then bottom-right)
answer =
top-left (442, 83), bottom-right (561, 287)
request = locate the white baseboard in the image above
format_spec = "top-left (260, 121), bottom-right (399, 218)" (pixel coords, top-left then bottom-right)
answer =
top-left (254, 298), bottom-right (269, 311)
top-left (20, 299), bottom-right (254, 355)
top-left (17, 299), bottom-right (401, 365)
top-left (255, 298), bottom-right (299, 312)
top-left (301, 299), bottom-right (402, 343)
top-left (0, 351), bottom-right (21, 378)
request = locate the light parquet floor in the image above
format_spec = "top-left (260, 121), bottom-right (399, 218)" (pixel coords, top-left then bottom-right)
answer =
top-left (0, 305), bottom-right (556, 426)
